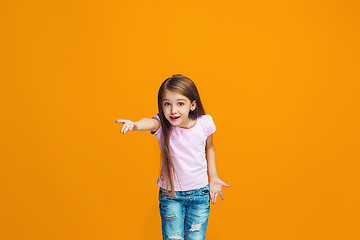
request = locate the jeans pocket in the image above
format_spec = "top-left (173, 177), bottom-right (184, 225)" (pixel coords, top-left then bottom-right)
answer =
top-left (198, 184), bottom-right (210, 195)
top-left (159, 188), bottom-right (177, 199)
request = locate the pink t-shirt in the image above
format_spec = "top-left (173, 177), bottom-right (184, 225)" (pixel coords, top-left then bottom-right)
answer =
top-left (151, 114), bottom-right (216, 191)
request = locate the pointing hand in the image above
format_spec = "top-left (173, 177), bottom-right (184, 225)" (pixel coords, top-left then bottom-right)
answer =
top-left (115, 119), bottom-right (136, 134)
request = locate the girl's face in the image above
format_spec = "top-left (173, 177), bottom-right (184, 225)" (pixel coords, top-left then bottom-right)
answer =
top-left (161, 89), bottom-right (196, 128)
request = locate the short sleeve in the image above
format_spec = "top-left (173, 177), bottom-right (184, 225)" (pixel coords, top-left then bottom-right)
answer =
top-left (150, 113), bottom-right (161, 135)
top-left (203, 115), bottom-right (216, 136)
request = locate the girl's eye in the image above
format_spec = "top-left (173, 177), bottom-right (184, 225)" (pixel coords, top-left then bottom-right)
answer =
top-left (164, 103), bottom-right (170, 106)
top-left (178, 103), bottom-right (184, 106)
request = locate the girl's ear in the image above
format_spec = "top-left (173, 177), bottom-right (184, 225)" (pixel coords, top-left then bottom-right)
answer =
top-left (191, 100), bottom-right (196, 111)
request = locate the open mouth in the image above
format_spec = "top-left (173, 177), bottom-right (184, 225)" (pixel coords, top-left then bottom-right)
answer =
top-left (170, 116), bottom-right (180, 120)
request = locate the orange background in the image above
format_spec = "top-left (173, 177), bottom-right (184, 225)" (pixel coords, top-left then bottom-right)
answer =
top-left (1, 0), bottom-right (359, 239)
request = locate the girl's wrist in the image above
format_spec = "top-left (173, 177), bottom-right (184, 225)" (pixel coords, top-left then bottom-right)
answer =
top-left (209, 175), bottom-right (219, 181)
top-left (132, 121), bottom-right (139, 131)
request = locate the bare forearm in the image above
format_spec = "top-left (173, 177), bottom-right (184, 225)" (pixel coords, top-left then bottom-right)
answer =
top-left (206, 147), bottom-right (219, 180)
top-left (134, 118), bottom-right (158, 131)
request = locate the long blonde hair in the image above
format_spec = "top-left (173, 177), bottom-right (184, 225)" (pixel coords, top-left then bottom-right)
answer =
top-left (157, 74), bottom-right (206, 197)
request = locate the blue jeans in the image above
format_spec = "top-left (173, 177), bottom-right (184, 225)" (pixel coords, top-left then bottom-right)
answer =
top-left (159, 184), bottom-right (210, 240)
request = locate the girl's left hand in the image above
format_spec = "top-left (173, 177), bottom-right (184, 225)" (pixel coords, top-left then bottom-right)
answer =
top-left (209, 178), bottom-right (230, 205)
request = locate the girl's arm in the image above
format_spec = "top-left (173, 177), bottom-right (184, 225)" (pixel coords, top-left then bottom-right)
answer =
top-left (206, 134), bottom-right (230, 204)
top-left (206, 134), bottom-right (218, 179)
top-left (116, 118), bottom-right (160, 134)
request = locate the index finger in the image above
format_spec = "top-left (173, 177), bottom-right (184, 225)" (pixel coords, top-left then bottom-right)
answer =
top-left (115, 119), bottom-right (126, 123)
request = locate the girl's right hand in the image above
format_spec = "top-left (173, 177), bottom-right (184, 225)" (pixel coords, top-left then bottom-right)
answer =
top-left (115, 119), bottom-right (136, 134)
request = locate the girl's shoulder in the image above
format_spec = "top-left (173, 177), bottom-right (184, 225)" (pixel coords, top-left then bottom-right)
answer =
top-left (198, 114), bottom-right (216, 136)
top-left (198, 114), bottom-right (214, 122)
top-left (152, 113), bottom-right (160, 122)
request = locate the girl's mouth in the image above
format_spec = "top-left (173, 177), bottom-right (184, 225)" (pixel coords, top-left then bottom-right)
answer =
top-left (170, 116), bottom-right (180, 121)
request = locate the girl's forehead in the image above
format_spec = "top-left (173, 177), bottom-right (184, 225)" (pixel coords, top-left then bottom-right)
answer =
top-left (162, 90), bottom-right (189, 101)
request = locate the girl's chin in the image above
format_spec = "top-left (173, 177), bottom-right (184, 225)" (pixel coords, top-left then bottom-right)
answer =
top-left (168, 119), bottom-right (182, 126)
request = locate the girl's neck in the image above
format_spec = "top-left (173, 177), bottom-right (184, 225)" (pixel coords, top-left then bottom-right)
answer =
top-left (179, 118), bottom-right (197, 129)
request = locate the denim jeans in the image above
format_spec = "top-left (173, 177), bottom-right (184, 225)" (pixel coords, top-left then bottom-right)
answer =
top-left (159, 184), bottom-right (210, 240)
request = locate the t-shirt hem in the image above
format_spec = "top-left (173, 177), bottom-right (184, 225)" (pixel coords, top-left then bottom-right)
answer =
top-left (157, 181), bottom-right (209, 192)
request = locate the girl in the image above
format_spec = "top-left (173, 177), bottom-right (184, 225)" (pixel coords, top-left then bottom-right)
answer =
top-left (116, 74), bottom-right (230, 240)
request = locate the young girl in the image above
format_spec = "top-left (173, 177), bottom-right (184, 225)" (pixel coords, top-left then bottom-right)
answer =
top-left (116, 74), bottom-right (230, 240)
